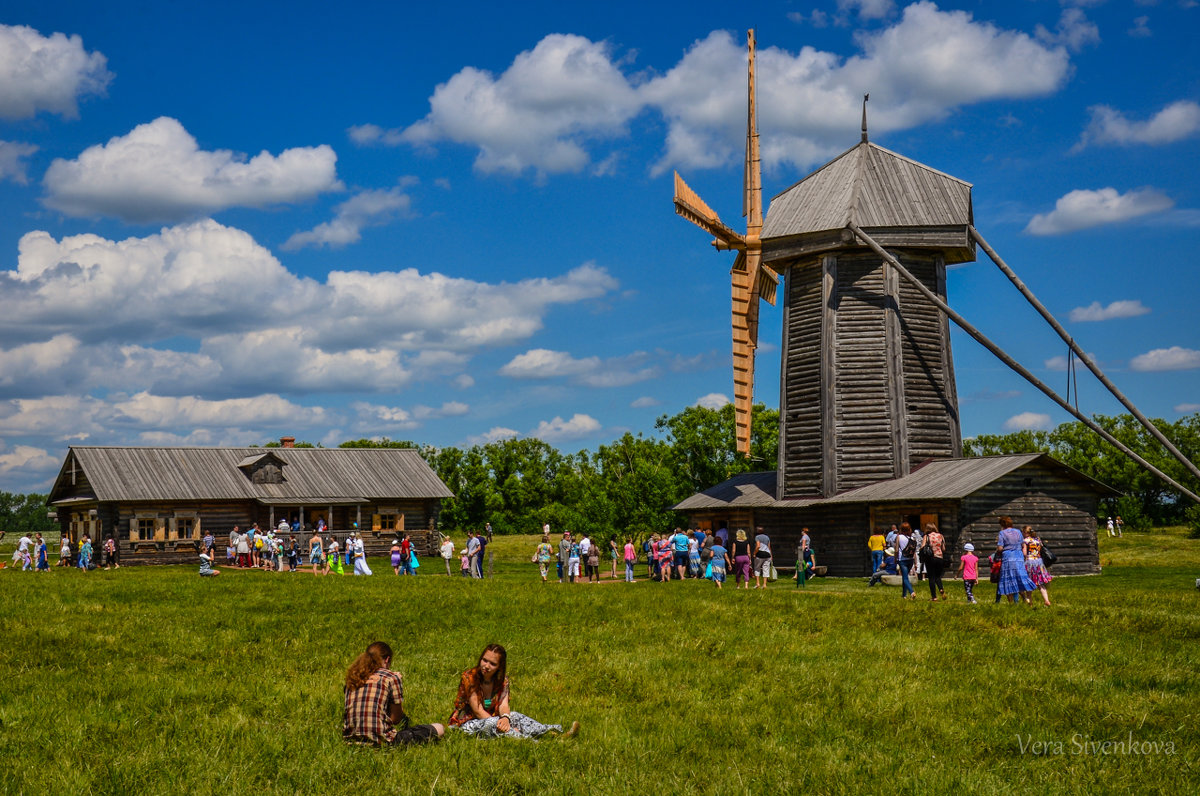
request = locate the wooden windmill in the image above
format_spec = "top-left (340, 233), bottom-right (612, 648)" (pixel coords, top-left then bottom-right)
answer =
top-left (675, 31), bottom-right (1200, 506)
top-left (673, 29), bottom-right (778, 457)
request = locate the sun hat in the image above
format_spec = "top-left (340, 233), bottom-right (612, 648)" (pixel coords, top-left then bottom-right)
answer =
top-left (884, 547), bottom-right (895, 556)
top-left (963, 543), bottom-right (975, 552)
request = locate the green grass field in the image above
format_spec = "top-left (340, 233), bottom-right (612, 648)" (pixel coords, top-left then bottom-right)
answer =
top-left (2, 530), bottom-right (1198, 795)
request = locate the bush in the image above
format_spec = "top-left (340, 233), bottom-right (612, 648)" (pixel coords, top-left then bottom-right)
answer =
top-left (1186, 505), bottom-right (1200, 540)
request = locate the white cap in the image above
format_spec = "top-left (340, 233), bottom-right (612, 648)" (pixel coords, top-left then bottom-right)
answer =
top-left (963, 543), bottom-right (975, 552)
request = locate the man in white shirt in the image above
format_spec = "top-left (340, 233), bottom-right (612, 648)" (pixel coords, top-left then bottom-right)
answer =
top-left (14, 534), bottom-right (32, 569)
top-left (440, 536), bottom-right (455, 576)
top-left (466, 532), bottom-right (481, 579)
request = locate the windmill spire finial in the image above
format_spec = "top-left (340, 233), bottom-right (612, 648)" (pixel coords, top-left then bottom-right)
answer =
top-left (861, 93), bottom-right (870, 143)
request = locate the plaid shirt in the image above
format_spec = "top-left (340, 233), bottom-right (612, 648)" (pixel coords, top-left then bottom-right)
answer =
top-left (343, 669), bottom-right (404, 745)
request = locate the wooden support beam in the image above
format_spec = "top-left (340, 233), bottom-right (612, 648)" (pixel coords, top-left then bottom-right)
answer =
top-left (970, 226), bottom-right (1200, 484)
top-left (849, 222), bottom-right (1200, 505)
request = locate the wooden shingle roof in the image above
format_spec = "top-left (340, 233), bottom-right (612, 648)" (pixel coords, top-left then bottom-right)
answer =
top-left (763, 141), bottom-right (973, 238)
top-left (49, 446), bottom-right (453, 504)
top-left (672, 454), bottom-right (1116, 510)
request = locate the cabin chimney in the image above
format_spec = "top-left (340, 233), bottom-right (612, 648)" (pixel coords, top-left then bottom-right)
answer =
top-left (280, 436), bottom-right (295, 448)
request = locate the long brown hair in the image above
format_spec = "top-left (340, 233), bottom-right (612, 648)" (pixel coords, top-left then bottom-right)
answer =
top-left (345, 641), bottom-right (391, 692)
top-left (468, 643), bottom-right (507, 699)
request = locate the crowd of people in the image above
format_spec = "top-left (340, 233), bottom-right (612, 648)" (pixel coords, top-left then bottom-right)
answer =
top-left (865, 516), bottom-right (1054, 606)
top-left (535, 525), bottom-right (795, 589)
top-left (342, 641), bottom-right (579, 746)
top-left (5, 531), bottom-right (119, 572)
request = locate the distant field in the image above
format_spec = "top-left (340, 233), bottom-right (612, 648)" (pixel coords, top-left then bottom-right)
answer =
top-left (1, 530), bottom-right (1197, 794)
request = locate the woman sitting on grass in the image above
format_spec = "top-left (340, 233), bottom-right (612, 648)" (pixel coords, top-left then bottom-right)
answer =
top-left (343, 641), bottom-right (443, 746)
top-left (448, 643), bottom-right (578, 740)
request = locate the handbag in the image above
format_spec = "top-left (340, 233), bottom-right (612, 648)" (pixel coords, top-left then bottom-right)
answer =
top-left (769, 564), bottom-right (778, 581)
top-left (1040, 545), bottom-right (1058, 567)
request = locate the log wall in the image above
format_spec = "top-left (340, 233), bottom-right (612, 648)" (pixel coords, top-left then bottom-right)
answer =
top-left (957, 463), bottom-right (1101, 575)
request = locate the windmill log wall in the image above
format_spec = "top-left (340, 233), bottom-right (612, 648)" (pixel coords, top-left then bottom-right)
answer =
top-left (778, 248), bottom-right (961, 500)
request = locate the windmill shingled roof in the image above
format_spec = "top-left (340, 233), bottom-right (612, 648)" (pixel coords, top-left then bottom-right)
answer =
top-left (762, 141), bottom-right (972, 240)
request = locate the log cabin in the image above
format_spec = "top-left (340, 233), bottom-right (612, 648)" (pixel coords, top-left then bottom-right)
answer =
top-left (46, 439), bottom-right (453, 565)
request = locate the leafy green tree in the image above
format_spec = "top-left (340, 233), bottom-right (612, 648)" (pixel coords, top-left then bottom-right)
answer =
top-left (338, 438), bottom-right (418, 448)
top-left (654, 402), bottom-right (779, 493)
top-left (1, 492), bottom-right (56, 539)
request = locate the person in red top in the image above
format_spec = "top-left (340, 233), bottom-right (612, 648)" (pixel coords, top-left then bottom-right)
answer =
top-left (342, 641), bottom-right (443, 746)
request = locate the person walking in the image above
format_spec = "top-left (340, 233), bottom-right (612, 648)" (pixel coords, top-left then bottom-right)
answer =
top-left (1022, 526), bottom-right (1053, 607)
top-left (353, 534), bottom-right (372, 576)
top-left (609, 537), bottom-right (619, 580)
top-left (440, 535), bottom-right (455, 576)
top-left (895, 523), bottom-right (916, 599)
top-left (995, 517), bottom-right (1035, 605)
top-left (868, 528), bottom-right (886, 573)
top-left (310, 529), bottom-right (325, 575)
top-left (464, 532), bottom-right (480, 579)
top-left (957, 543), bottom-right (979, 604)
top-left (390, 539), bottom-right (403, 576)
top-left (534, 534), bottom-right (554, 583)
top-left (557, 532), bottom-right (571, 584)
top-left (922, 523), bottom-right (947, 601)
top-left (623, 537), bottom-right (636, 582)
top-left (753, 527), bottom-right (773, 589)
top-left (731, 530), bottom-right (752, 589)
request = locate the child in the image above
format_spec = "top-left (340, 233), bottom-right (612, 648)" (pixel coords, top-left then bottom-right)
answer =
top-left (988, 550), bottom-right (1003, 604)
top-left (957, 543), bottom-right (979, 604)
top-left (709, 539), bottom-right (730, 589)
top-left (460, 548), bottom-right (470, 577)
top-left (199, 550), bottom-right (220, 576)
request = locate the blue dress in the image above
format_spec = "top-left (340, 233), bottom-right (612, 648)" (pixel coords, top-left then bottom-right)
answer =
top-left (996, 527), bottom-right (1035, 595)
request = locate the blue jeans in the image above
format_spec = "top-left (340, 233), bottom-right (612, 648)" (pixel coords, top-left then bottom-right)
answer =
top-left (899, 558), bottom-right (914, 596)
top-left (871, 550), bottom-right (884, 572)
top-left (625, 560), bottom-right (634, 582)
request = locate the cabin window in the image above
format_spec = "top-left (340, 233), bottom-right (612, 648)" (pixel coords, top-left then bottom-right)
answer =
top-left (174, 515), bottom-right (197, 540)
top-left (136, 518), bottom-right (156, 541)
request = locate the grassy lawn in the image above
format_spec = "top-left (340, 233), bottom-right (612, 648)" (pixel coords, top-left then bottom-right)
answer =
top-left (2, 530), bottom-right (1198, 794)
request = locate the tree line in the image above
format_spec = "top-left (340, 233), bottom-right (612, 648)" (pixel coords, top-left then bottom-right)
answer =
top-left (7, 408), bottom-right (1197, 542)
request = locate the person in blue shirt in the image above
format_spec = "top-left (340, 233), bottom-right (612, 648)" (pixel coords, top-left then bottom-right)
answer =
top-left (709, 541), bottom-right (731, 589)
top-left (867, 548), bottom-right (897, 586)
top-left (670, 528), bottom-right (690, 580)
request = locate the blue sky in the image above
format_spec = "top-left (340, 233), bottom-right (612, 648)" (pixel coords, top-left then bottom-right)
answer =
top-left (1, 0), bottom-right (1198, 491)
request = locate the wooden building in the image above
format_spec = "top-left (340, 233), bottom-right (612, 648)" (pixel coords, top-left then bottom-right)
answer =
top-left (46, 442), bottom-right (453, 564)
top-left (672, 52), bottom-right (1115, 576)
top-left (675, 454), bottom-right (1116, 576)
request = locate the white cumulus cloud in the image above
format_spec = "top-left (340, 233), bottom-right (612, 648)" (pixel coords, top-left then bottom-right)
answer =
top-left (631, 396), bottom-right (661, 408)
top-left (42, 117), bottom-right (343, 222)
top-left (0, 441), bottom-right (58, 479)
top-left (499, 348), bottom-right (657, 387)
top-left (530, 413), bottom-right (602, 442)
top-left (695, 393), bottom-right (731, 409)
top-left (0, 220), bottom-right (620, 401)
top-left (0, 24), bottom-right (111, 120)
top-left (399, 34), bottom-right (642, 176)
top-left (1129, 346), bottom-right (1200, 372)
top-left (1004, 412), bottom-right (1052, 431)
top-left (1025, 187), bottom-right (1174, 235)
top-left (1068, 300), bottom-right (1151, 322)
top-left (1075, 100), bottom-right (1200, 150)
top-left (282, 185), bottom-right (414, 251)
top-left (644, 4), bottom-right (1072, 175)
top-left (464, 426), bottom-right (520, 446)
top-left (1174, 403), bottom-right (1200, 414)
